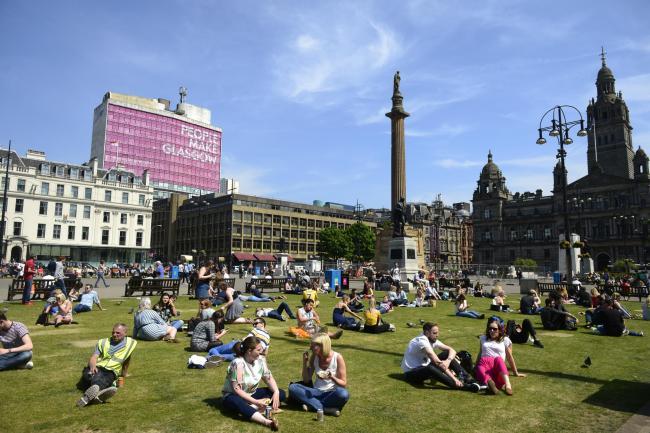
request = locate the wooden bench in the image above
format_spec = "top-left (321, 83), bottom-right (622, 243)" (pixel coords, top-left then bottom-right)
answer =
top-left (596, 282), bottom-right (648, 301)
top-left (536, 282), bottom-right (582, 296)
top-left (187, 278), bottom-right (235, 298)
top-left (123, 277), bottom-right (180, 297)
top-left (6, 277), bottom-right (81, 301)
top-left (246, 277), bottom-right (287, 293)
top-left (438, 278), bottom-right (470, 288)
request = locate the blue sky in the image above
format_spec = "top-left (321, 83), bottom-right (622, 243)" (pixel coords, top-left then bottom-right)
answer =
top-left (2, 1), bottom-right (650, 209)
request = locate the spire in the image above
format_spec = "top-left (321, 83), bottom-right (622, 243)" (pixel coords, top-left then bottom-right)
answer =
top-left (600, 46), bottom-right (607, 67)
top-left (488, 150), bottom-right (493, 163)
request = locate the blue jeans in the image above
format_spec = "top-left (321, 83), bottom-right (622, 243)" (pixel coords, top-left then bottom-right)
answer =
top-left (95, 272), bottom-right (109, 288)
top-left (0, 350), bottom-right (32, 371)
top-left (171, 320), bottom-right (184, 330)
top-left (196, 283), bottom-right (210, 300)
top-left (265, 302), bottom-right (295, 321)
top-left (22, 279), bottom-right (33, 303)
top-left (456, 310), bottom-right (482, 319)
top-left (246, 295), bottom-right (273, 302)
top-left (208, 340), bottom-right (239, 361)
top-left (223, 388), bottom-right (286, 419)
top-left (73, 304), bottom-right (92, 313)
top-left (288, 383), bottom-right (349, 412)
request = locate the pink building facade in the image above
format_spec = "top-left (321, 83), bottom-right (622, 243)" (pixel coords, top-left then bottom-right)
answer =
top-left (91, 92), bottom-right (222, 198)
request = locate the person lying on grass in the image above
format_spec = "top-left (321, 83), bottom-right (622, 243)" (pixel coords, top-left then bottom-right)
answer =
top-left (255, 302), bottom-right (297, 322)
top-left (221, 336), bottom-right (283, 431)
top-left (289, 333), bottom-right (349, 418)
top-left (76, 323), bottom-right (136, 407)
top-left (332, 295), bottom-right (364, 331)
top-left (290, 298), bottom-right (343, 339)
top-left (208, 317), bottom-right (270, 362)
top-left (401, 322), bottom-right (480, 392)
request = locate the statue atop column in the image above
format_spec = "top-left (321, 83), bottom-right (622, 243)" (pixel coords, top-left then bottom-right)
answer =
top-left (393, 71), bottom-right (401, 95)
top-left (392, 196), bottom-right (406, 238)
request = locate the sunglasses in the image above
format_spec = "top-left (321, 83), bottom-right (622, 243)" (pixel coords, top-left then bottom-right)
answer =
top-left (488, 327), bottom-right (499, 331)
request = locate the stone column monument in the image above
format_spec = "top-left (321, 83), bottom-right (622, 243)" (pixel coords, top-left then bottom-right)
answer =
top-left (385, 71), bottom-right (419, 287)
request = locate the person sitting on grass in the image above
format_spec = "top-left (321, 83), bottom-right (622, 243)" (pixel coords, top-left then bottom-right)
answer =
top-left (334, 285), bottom-right (345, 298)
top-left (347, 289), bottom-right (364, 313)
top-left (289, 333), bottom-right (349, 420)
top-left (153, 292), bottom-right (184, 331)
top-left (221, 336), bottom-right (283, 431)
top-left (612, 293), bottom-right (633, 319)
top-left (540, 294), bottom-right (578, 331)
top-left (302, 285), bottom-right (319, 307)
top-left (255, 301), bottom-right (297, 322)
top-left (490, 289), bottom-right (511, 312)
top-left (333, 295), bottom-right (364, 331)
top-left (209, 318), bottom-right (271, 362)
top-left (52, 293), bottom-right (74, 327)
top-left (407, 287), bottom-right (426, 307)
top-left (390, 285), bottom-right (409, 306)
top-left (73, 284), bottom-right (105, 314)
top-left (401, 322), bottom-right (480, 392)
top-left (290, 298), bottom-right (343, 339)
top-left (363, 297), bottom-right (395, 333)
top-left (455, 293), bottom-right (484, 319)
top-left (133, 297), bottom-right (178, 342)
top-left (361, 280), bottom-right (374, 299)
top-left (475, 317), bottom-right (526, 396)
top-left (519, 289), bottom-right (542, 315)
top-left (592, 298), bottom-right (644, 337)
top-left (213, 282), bottom-right (252, 325)
top-left (0, 311), bottom-right (34, 371)
top-left (425, 284), bottom-right (442, 302)
top-left (505, 319), bottom-right (544, 348)
top-left (76, 323), bottom-right (137, 407)
top-left (190, 310), bottom-right (228, 352)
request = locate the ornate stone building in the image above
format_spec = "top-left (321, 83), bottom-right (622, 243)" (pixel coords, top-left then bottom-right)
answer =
top-left (472, 55), bottom-right (650, 271)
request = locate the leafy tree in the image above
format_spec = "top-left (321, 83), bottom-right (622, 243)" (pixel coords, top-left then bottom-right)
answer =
top-left (319, 227), bottom-right (352, 260)
top-left (612, 258), bottom-right (636, 273)
top-left (345, 222), bottom-right (376, 262)
top-left (513, 258), bottom-right (537, 267)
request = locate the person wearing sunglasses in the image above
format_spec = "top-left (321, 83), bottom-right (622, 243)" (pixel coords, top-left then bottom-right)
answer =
top-left (475, 317), bottom-right (526, 395)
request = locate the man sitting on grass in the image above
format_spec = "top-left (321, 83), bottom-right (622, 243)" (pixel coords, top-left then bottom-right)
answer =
top-left (73, 284), bottom-right (105, 313)
top-left (77, 323), bottom-right (137, 407)
top-left (0, 311), bottom-right (33, 371)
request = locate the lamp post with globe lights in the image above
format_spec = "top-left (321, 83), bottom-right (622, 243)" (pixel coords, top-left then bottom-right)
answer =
top-left (536, 105), bottom-right (588, 278)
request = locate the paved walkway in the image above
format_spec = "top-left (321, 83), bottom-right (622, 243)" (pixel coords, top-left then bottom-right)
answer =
top-left (616, 401), bottom-right (650, 433)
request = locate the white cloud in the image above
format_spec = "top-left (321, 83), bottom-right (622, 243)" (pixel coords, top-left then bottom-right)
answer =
top-left (295, 34), bottom-right (319, 52)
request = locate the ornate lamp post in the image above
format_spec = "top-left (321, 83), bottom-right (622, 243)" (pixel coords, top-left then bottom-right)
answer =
top-left (537, 105), bottom-right (588, 278)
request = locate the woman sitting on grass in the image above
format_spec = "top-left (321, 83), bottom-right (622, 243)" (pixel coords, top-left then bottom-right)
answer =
top-left (52, 293), bottom-right (73, 327)
top-left (133, 297), bottom-right (178, 342)
top-left (190, 310), bottom-right (228, 352)
top-left (288, 333), bottom-right (349, 419)
top-left (475, 317), bottom-right (525, 395)
top-left (490, 289), bottom-right (511, 312)
top-left (361, 280), bottom-right (374, 299)
top-left (221, 336), bottom-right (283, 431)
top-left (215, 282), bottom-right (252, 325)
top-left (290, 299), bottom-right (343, 340)
top-left (455, 293), bottom-right (484, 319)
top-left (153, 293), bottom-right (184, 331)
top-left (333, 295), bottom-right (364, 331)
top-left (347, 289), bottom-right (364, 313)
top-left (363, 297), bottom-right (395, 333)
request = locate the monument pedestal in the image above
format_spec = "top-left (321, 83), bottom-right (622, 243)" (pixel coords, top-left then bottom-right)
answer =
top-left (388, 237), bottom-right (419, 291)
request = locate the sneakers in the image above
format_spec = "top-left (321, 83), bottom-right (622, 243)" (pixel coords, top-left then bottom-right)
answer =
top-left (331, 329), bottom-right (343, 339)
top-left (96, 386), bottom-right (118, 403)
top-left (207, 355), bottom-right (225, 364)
top-left (465, 382), bottom-right (481, 393)
top-left (406, 322), bottom-right (416, 328)
top-left (269, 417), bottom-right (280, 431)
top-left (389, 324), bottom-right (396, 332)
top-left (323, 407), bottom-right (341, 417)
top-left (77, 384), bottom-right (100, 407)
top-left (19, 361), bottom-right (34, 370)
top-left (533, 340), bottom-right (544, 348)
top-left (301, 404), bottom-right (309, 412)
top-left (204, 360), bottom-right (221, 368)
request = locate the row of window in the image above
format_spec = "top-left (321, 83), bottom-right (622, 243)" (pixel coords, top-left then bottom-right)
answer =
top-left (232, 211), bottom-right (350, 229)
top-left (4, 178), bottom-right (147, 205)
top-left (29, 200), bottom-right (145, 224)
top-left (231, 239), bottom-right (318, 252)
top-left (15, 222), bottom-right (144, 246)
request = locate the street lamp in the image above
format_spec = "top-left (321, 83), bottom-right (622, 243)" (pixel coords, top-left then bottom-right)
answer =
top-left (537, 105), bottom-right (588, 278)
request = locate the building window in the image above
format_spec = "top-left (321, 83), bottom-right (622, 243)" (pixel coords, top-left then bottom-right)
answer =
top-left (83, 205), bottom-right (91, 219)
top-left (53, 224), bottom-right (61, 239)
top-left (69, 204), bottom-right (77, 218)
top-left (233, 211), bottom-right (242, 222)
top-left (68, 226), bottom-right (75, 240)
top-left (12, 221), bottom-right (21, 236)
top-left (136, 232), bottom-right (143, 246)
top-left (122, 192), bottom-right (129, 204)
top-left (120, 213), bottom-right (127, 224)
top-left (40, 163), bottom-right (50, 175)
top-left (54, 202), bottom-right (63, 217)
top-left (102, 229), bottom-right (109, 245)
top-left (83, 170), bottom-right (92, 181)
top-left (16, 179), bottom-right (25, 192)
top-left (137, 215), bottom-right (143, 225)
top-left (41, 182), bottom-right (49, 195)
top-left (119, 230), bottom-right (126, 245)
top-left (70, 167), bottom-right (79, 179)
top-left (55, 166), bottom-right (64, 177)
top-left (37, 224), bottom-right (46, 238)
top-left (56, 184), bottom-right (64, 196)
top-left (14, 198), bottom-right (23, 213)
top-left (105, 190), bottom-right (112, 202)
top-left (138, 194), bottom-right (145, 206)
top-left (39, 201), bottom-right (48, 215)
top-left (103, 211), bottom-right (110, 223)
top-left (81, 226), bottom-right (89, 240)
top-left (85, 187), bottom-right (92, 199)
top-left (544, 227), bottom-right (551, 240)
top-left (526, 229), bottom-right (534, 240)
top-left (71, 186), bottom-right (79, 198)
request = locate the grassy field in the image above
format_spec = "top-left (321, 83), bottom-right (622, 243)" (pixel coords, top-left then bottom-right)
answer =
top-left (1, 292), bottom-right (649, 433)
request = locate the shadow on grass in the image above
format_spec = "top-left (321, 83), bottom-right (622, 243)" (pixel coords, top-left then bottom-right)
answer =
top-left (271, 333), bottom-right (404, 358)
top-left (520, 368), bottom-right (650, 414)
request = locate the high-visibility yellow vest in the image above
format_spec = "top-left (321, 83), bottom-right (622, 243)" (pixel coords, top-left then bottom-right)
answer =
top-left (96, 337), bottom-right (137, 376)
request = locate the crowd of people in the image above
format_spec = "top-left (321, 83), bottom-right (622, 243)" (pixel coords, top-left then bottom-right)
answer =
top-left (2, 262), bottom-right (649, 431)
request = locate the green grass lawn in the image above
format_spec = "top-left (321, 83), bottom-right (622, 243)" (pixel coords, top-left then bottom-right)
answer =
top-left (1, 292), bottom-right (649, 433)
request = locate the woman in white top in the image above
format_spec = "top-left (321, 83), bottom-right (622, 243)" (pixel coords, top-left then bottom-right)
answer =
top-left (475, 317), bottom-right (525, 395)
top-left (288, 333), bottom-right (349, 417)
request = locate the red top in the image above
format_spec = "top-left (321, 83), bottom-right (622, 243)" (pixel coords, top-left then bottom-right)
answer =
top-left (24, 258), bottom-right (35, 281)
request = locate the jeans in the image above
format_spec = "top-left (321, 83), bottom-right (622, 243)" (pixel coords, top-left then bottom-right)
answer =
top-left (288, 382), bottom-right (349, 412)
top-left (456, 310), bottom-right (482, 319)
top-left (223, 388), bottom-right (286, 419)
top-left (55, 279), bottom-right (67, 296)
top-left (208, 339), bottom-right (239, 361)
top-left (73, 304), bottom-right (92, 313)
top-left (246, 295), bottom-right (273, 302)
top-left (22, 279), bottom-right (33, 304)
top-left (80, 366), bottom-right (116, 391)
top-left (196, 283), bottom-right (210, 300)
top-left (404, 351), bottom-right (474, 390)
top-left (265, 302), bottom-right (296, 321)
top-left (171, 320), bottom-right (184, 330)
top-left (94, 272), bottom-right (109, 288)
top-left (0, 350), bottom-right (32, 371)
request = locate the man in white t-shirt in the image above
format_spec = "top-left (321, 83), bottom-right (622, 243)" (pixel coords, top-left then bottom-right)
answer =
top-left (401, 322), bottom-right (480, 392)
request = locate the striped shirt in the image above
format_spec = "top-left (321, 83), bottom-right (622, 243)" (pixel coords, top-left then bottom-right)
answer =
top-left (133, 309), bottom-right (168, 340)
top-left (0, 321), bottom-right (29, 349)
top-left (247, 327), bottom-right (271, 351)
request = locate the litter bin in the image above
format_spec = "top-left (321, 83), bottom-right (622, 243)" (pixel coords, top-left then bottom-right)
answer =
top-left (553, 271), bottom-right (561, 284)
top-left (325, 269), bottom-right (342, 291)
top-left (171, 266), bottom-right (179, 279)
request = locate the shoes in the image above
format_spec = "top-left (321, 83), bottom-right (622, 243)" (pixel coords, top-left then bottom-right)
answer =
top-left (96, 386), bottom-right (118, 403)
top-left (19, 361), bottom-right (34, 369)
top-left (77, 384), bottom-right (100, 407)
top-left (406, 322), bottom-right (416, 328)
top-left (533, 340), bottom-right (544, 348)
top-left (389, 324), bottom-right (396, 332)
top-left (419, 319), bottom-right (425, 324)
top-left (466, 382), bottom-right (481, 393)
top-left (486, 379), bottom-right (499, 395)
top-left (207, 355), bottom-right (225, 363)
top-left (302, 404), bottom-right (309, 412)
top-left (323, 407), bottom-right (341, 416)
top-left (331, 329), bottom-right (343, 340)
top-left (479, 314), bottom-right (485, 319)
top-left (204, 360), bottom-right (221, 368)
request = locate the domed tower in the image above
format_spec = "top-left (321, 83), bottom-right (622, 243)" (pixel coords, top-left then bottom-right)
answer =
top-left (552, 161), bottom-right (566, 194)
top-left (586, 48), bottom-right (634, 178)
top-left (633, 147), bottom-right (650, 181)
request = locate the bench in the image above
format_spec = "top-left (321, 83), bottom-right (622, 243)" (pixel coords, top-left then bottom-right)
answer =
top-left (246, 277), bottom-right (287, 293)
top-left (6, 277), bottom-right (81, 301)
top-left (187, 278), bottom-right (235, 298)
top-left (596, 282), bottom-right (648, 301)
top-left (438, 278), bottom-right (470, 288)
top-left (536, 282), bottom-right (581, 296)
top-left (123, 277), bottom-right (180, 297)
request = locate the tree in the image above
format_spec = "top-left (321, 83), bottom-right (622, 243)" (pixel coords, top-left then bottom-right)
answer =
top-left (319, 227), bottom-right (352, 261)
top-left (345, 222), bottom-right (376, 262)
top-left (513, 258), bottom-right (537, 267)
